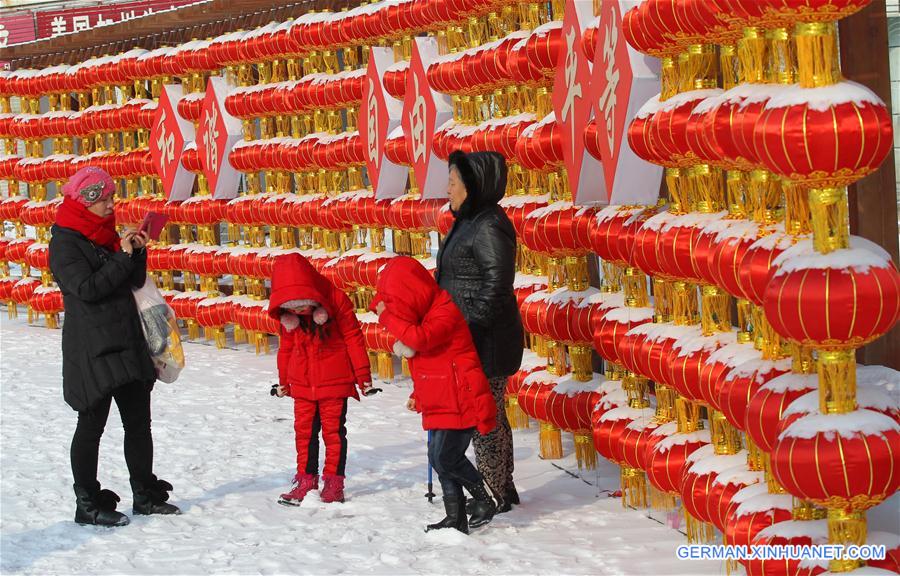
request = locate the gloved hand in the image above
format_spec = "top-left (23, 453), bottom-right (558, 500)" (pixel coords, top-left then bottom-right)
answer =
top-left (270, 383), bottom-right (288, 398)
top-left (359, 382), bottom-right (382, 397)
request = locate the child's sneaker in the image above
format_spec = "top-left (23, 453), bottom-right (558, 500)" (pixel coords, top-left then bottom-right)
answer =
top-left (320, 475), bottom-right (345, 503)
top-left (278, 473), bottom-right (318, 506)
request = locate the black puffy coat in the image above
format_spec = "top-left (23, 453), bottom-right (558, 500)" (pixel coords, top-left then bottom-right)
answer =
top-left (435, 151), bottom-right (524, 379)
top-left (49, 225), bottom-right (156, 412)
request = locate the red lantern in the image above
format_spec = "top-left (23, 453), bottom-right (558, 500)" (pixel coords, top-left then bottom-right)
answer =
top-left (754, 82), bottom-right (892, 188)
top-left (645, 427), bottom-right (710, 495)
top-left (744, 520), bottom-right (829, 576)
top-left (744, 372), bottom-right (818, 453)
top-left (723, 483), bottom-right (793, 548)
top-left (764, 239), bottom-right (900, 350)
top-left (772, 409), bottom-right (900, 510)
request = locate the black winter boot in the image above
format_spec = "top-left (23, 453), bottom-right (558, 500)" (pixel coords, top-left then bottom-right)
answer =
top-left (506, 483), bottom-right (520, 506)
top-left (467, 485), bottom-right (510, 514)
top-left (131, 476), bottom-right (181, 516)
top-left (425, 496), bottom-right (469, 534)
top-left (465, 482), bottom-right (496, 528)
top-left (74, 484), bottom-right (129, 527)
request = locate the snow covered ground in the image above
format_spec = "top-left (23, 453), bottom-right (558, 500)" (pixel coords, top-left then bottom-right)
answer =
top-left (1, 313), bottom-right (721, 575)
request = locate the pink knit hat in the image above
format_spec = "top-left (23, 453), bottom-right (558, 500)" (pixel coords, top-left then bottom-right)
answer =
top-left (62, 167), bottom-right (115, 206)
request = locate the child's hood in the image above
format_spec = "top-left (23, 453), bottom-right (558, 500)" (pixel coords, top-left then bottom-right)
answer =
top-left (268, 254), bottom-right (333, 321)
top-left (374, 256), bottom-right (439, 322)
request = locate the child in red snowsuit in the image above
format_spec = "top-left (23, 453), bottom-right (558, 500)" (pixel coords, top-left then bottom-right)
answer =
top-left (268, 253), bottom-right (372, 505)
top-left (373, 256), bottom-right (497, 533)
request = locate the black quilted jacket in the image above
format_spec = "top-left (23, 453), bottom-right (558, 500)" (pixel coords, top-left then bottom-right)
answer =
top-left (49, 225), bottom-right (156, 411)
top-left (436, 151), bottom-right (524, 379)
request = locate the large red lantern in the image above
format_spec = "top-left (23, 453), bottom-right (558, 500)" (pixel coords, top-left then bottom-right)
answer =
top-left (724, 483), bottom-right (794, 548)
top-left (717, 357), bottom-right (793, 431)
top-left (744, 372), bottom-right (818, 453)
top-left (754, 82), bottom-right (892, 188)
top-left (645, 427), bottom-right (710, 495)
top-left (764, 238), bottom-right (900, 349)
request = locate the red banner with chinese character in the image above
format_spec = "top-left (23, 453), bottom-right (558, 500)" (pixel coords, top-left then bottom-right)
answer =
top-left (35, 0), bottom-right (200, 39)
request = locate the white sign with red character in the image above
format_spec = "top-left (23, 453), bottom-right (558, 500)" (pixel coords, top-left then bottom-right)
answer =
top-left (150, 84), bottom-right (195, 201)
top-left (553, 0), bottom-right (604, 206)
top-left (198, 76), bottom-right (243, 200)
top-left (359, 47), bottom-right (407, 199)
top-left (401, 37), bottom-right (452, 201)
top-left (590, 0), bottom-right (662, 205)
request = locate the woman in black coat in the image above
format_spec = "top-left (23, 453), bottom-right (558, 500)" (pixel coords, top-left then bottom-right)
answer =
top-left (435, 150), bottom-right (524, 513)
top-left (49, 167), bottom-right (179, 527)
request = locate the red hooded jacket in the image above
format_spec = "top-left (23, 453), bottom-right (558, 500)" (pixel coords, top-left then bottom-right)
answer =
top-left (375, 257), bottom-right (496, 435)
top-left (268, 253), bottom-right (371, 401)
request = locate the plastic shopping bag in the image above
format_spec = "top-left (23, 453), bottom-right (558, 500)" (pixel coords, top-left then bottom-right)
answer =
top-left (132, 278), bottom-right (185, 383)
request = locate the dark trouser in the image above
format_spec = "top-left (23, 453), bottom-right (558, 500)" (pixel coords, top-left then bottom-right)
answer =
top-left (71, 382), bottom-right (153, 490)
top-left (473, 376), bottom-right (515, 499)
top-left (293, 397), bottom-right (348, 477)
top-left (429, 428), bottom-right (483, 499)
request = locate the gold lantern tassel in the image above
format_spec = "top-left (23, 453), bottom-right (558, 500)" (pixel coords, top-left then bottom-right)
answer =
top-left (377, 351), bottom-right (395, 381)
top-left (809, 188), bottom-right (850, 254)
top-left (7, 300), bottom-right (17, 319)
top-left (621, 467), bottom-right (648, 509)
top-left (684, 511), bottom-right (717, 544)
top-left (539, 421), bottom-right (563, 460)
top-left (794, 22), bottom-right (841, 89)
top-left (828, 509), bottom-right (867, 573)
top-left (401, 357), bottom-right (411, 377)
top-left (573, 432), bottom-right (596, 470)
top-left (505, 393), bottom-right (530, 429)
top-left (233, 324), bottom-right (246, 344)
top-left (186, 319), bottom-right (200, 341)
top-left (367, 351), bottom-right (378, 376)
top-left (46, 312), bottom-right (60, 330)
top-left (568, 345), bottom-right (594, 382)
top-left (650, 485), bottom-right (677, 511)
top-left (215, 328), bottom-right (226, 349)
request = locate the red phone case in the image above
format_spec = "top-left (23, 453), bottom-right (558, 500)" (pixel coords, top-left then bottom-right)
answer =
top-left (140, 212), bottom-right (168, 241)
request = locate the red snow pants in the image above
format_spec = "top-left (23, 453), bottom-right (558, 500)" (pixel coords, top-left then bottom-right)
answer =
top-left (293, 397), bottom-right (348, 477)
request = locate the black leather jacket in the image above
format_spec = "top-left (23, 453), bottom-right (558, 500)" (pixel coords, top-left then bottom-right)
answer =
top-left (435, 151), bottom-right (524, 379)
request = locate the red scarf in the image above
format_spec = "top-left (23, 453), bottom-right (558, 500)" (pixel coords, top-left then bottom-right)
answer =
top-left (55, 197), bottom-right (121, 252)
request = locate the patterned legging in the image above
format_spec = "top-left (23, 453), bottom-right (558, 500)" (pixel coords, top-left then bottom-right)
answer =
top-left (473, 376), bottom-right (514, 499)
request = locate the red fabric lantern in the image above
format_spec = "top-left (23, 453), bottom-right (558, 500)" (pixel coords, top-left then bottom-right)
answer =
top-left (723, 483), bottom-right (794, 548)
top-left (717, 358), bottom-right (792, 431)
top-left (754, 82), bottom-right (892, 188)
top-left (646, 426), bottom-right (710, 495)
top-left (764, 239), bottom-right (900, 350)
top-left (744, 372), bottom-right (818, 453)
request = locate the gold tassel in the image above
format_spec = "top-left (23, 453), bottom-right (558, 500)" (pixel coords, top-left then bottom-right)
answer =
top-left (623, 267), bottom-right (649, 307)
top-left (765, 27), bottom-right (796, 85)
top-left (215, 328), bottom-right (226, 349)
top-left (738, 27), bottom-right (767, 83)
top-left (377, 352), bottom-right (395, 381)
top-left (653, 278), bottom-right (673, 323)
top-left (573, 433), bottom-right (597, 470)
top-left (684, 511), bottom-right (717, 544)
top-left (666, 168), bottom-right (689, 214)
top-left (602, 261), bottom-right (625, 294)
top-left (233, 324), bottom-right (246, 344)
top-left (650, 485), bottom-right (677, 511)
top-left (367, 351), bottom-right (378, 376)
top-left (187, 319), bottom-right (200, 341)
top-left (654, 384), bottom-right (677, 424)
top-left (675, 397), bottom-right (703, 434)
top-left (745, 437), bottom-right (766, 472)
top-left (736, 298), bottom-right (753, 344)
top-left (700, 285), bottom-right (732, 336)
top-left (720, 44), bottom-right (739, 91)
top-left (568, 345), bottom-right (594, 382)
top-left (748, 169), bottom-right (784, 225)
top-left (546, 340), bottom-right (568, 376)
top-left (710, 410), bottom-right (742, 455)
top-left (795, 22), bottom-right (841, 89)
top-left (671, 281), bottom-right (699, 326)
top-left (818, 350), bottom-right (857, 414)
top-left (539, 421), bottom-right (563, 460)
top-left (46, 312), bottom-right (60, 329)
top-left (809, 187), bottom-right (850, 253)
top-left (692, 164), bottom-right (724, 213)
top-left (7, 300), bottom-right (17, 319)
top-left (401, 357), bottom-right (411, 377)
top-left (505, 394), bottom-right (530, 429)
top-left (828, 509), bottom-right (867, 573)
top-left (564, 256), bottom-right (589, 292)
top-left (621, 467), bottom-right (648, 509)
top-left (660, 57), bottom-right (678, 101)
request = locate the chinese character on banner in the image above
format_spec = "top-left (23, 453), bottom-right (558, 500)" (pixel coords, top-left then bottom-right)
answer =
top-left (150, 84), bottom-right (195, 201)
top-left (589, 0), bottom-right (662, 206)
top-left (197, 76), bottom-right (243, 200)
top-left (50, 16), bottom-right (67, 37)
top-left (120, 10), bottom-right (137, 21)
top-left (552, 0), bottom-right (604, 205)
top-left (96, 14), bottom-right (114, 27)
top-left (72, 15), bottom-right (90, 33)
top-left (401, 37), bottom-right (452, 201)
top-left (358, 47), bottom-right (406, 198)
